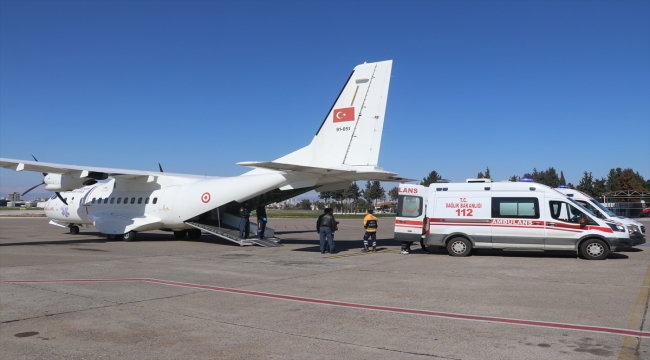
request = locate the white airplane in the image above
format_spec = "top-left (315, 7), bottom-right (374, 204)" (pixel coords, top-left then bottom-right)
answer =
top-left (1, 60), bottom-right (407, 244)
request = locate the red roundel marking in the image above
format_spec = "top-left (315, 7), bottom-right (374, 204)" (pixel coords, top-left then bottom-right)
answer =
top-left (201, 192), bottom-right (211, 203)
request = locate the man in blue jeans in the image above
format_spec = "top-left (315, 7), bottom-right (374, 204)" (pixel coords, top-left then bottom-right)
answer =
top-left (239, 201), bottom-right (251, 239)
top-left (316, 208), bottom-right (338, 254)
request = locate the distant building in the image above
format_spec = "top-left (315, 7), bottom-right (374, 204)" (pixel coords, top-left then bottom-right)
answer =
top-left (7, 192), bottom-right (21, 202)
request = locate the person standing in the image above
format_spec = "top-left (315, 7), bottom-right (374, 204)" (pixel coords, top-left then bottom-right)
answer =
top-left (256, 203), bottom-right (267, 239)
top-left (362, 209), bottom-right (378, 252)
top-left (239, 201), bottom-right (251, 239)
top-left (317, 208), bottom-right (337, 254)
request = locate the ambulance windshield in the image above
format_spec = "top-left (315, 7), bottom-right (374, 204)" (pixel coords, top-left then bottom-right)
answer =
top-left (590, 200), bottom-right (616, 217)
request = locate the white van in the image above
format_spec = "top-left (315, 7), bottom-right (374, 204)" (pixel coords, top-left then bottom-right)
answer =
top-left (554, 187), bottom-right (645, 246)
top-left (395, 180), bottom-right (634, 260)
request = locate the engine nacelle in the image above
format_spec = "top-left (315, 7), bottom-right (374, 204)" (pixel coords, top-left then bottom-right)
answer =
top-left (44, 174), bottom-right (89, 191)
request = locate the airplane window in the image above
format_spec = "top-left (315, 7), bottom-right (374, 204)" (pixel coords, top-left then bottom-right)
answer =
top-left (92, 198), bottom-right (96, 204)
top-left (145, 197), bottom-right (149, 204)
top-left (97, 198), bottom-right (102, 204)
top-left (103, 198), bottom-right (108, 204)
top-left (153, 197), bottom-right (158, 204)
top-left (72, 197), bottom-right (75, 200)
top-left (130, 198), bottom-right (135, 204)
top-left (137, 197), bottom-right (143, 204)
top-left (110, 198), bottom-right (114, 204)
top-left (124, 197), bottom-right (130, 204)
top-left (117, 197), bottom-right (122, 204)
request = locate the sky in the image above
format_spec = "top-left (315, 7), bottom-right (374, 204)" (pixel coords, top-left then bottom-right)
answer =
top-left (1, 0), bottom-right (649, 200)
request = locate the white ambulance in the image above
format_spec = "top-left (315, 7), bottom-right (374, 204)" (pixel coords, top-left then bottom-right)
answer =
top-left (554, 187), bottom-right (645, 245)
top-left (395, 180), bottom-right (634, 260)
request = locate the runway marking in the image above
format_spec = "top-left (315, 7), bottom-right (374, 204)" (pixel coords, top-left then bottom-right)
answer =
top-left (3, 277), bottom-right (650, 339)
top-left (618, 259), bottom-right (650, 359)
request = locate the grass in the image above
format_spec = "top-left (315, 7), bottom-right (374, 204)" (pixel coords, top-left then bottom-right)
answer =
top-left (266, 210), bottom-right (395, 219)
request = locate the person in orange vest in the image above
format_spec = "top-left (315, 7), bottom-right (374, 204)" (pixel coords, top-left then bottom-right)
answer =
top-left (362, 209), bottom-right (378, 252)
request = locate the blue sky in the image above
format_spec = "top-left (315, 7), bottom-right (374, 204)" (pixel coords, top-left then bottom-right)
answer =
top-left (1, 0), bottom-right (649, 199)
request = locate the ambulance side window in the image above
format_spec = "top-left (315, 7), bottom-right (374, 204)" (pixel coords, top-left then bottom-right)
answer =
top-left (549, 201), bottom-right (582, 224)
top-left (397, 195), bottom-right (422, 218)
top-left (492, 197), bottom-right (539, 219)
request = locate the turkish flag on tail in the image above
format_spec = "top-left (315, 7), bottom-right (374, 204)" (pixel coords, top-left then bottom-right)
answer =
top-left (333, 107), bottom-right (355, 122)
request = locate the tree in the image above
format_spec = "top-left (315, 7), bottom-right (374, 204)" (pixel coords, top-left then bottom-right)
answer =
top-left (344, 182), bottom-right (361, 213)
top-left (559, 171), bottom-right (566, 186)
top-left (388, 186), bottom-right (399, 201)
top-left (420, 170), bottom-right (442, 186)
top-left (484, 167), bottom-right (491, 179)
top-left (508, 175), bottom-right (519, 182)
top-left (318, 191), bottom-right (332, 206)
top-left (618, 168), bottom-right (643, 191)
top-left (576, 171), bottom-right (594, 197)
top-left (362, 181), bottom-right (384, 208)
top-left (299, 199), bottom-right (312, 210)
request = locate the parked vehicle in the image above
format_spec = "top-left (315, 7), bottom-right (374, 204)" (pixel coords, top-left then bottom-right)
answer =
top-left (395, 180), bottom-right (635, 260)
top-left (554, 187), bottom-right (645, 245)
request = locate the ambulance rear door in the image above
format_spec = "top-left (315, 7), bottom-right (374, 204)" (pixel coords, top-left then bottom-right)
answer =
top-left (395, 184), bottom-right (426, 243)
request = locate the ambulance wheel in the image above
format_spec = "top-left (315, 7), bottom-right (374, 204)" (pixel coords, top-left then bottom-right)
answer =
top-left (69, 226), bottom-right (80, 235)
top-left (122, 231), bottom-right (137, 242)
top-left (447, 237), bottom-right (472, 257)
top-left (173, 230), bottom-right (187, 239)
top-left (580, 239), bottom-right (609, 260)
top-left (188, 229), bottom-right (201, 239)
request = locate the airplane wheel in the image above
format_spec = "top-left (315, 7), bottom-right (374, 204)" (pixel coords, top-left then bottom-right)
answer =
top-left (173, 230), bottom-right (187, 239)
top-left (107, 234), bottom-right (123, 241)
top-left (69, 226), bottom-right (80, 235)
top-left (188, 230), bottom-right (201, 239)
top-left (122, 231), bottom-right (137, 242)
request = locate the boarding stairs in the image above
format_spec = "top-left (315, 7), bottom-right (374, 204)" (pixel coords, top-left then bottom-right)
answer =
top-left (185, 213), bottom-right (281, 247)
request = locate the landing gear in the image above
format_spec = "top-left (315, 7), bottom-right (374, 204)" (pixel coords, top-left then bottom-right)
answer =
top-left (69, 226), bottom-right (80, 235)
top-left (173, 230), bottom-right (187, 239)
top-left (122, 231), bottom-right (137, 242)
top-left (107, 234), bottom-right (123, 241)
top-left (188, 229), bottom-right (201, 239)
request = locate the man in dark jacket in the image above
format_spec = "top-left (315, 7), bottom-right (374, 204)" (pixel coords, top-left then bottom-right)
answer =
top-left (316, 208), bottom-right (337, 254)
top-left (256, 203), bottom-right (267, 239)
top-left (239, 201), bottom-right (251, 239)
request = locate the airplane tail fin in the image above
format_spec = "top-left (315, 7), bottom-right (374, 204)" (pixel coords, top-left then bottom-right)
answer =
top-left (238, 60), bottom-right (412, 187)
top-left (274, 60), bottom-right (392, 168)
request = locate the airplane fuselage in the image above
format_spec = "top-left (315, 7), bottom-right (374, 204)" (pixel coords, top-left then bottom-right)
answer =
top-left (44, 172), bottom-right (291, 234)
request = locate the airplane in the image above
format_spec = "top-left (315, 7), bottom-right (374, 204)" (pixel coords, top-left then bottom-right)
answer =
top-left (1, 60), bottom-right (408, 245)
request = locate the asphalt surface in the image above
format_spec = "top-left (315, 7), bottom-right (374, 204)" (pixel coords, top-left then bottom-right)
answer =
top-left (1, 216), bottom-right (649, 359)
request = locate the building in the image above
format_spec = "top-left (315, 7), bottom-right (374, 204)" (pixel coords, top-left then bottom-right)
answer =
top-left (7, 192), bottom-right (21, 202)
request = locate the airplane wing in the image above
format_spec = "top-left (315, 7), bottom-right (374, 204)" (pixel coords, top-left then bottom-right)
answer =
top-left (237, 161), bottom-right (415, 182)
top-left (0, 158), bottom-right (209, 180)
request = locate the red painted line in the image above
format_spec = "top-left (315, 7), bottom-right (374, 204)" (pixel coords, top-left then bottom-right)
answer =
top-left (2, 278), bottom-right (648, 338)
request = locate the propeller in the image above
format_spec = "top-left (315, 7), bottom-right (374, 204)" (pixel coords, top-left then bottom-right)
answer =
top-left (22, 155), bottom-right (68, 205)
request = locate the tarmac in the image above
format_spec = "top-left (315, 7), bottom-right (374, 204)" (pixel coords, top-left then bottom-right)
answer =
top-left (1, 215), bottom-right (649, 359)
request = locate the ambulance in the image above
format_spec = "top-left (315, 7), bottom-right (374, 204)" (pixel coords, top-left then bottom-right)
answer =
top-left (395, 180), bottom-right (634, 260)
top-left (554, 187), bottom-right (645, 245)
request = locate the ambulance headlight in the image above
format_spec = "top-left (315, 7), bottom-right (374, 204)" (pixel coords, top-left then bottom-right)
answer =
top-left (607, 223), bottom-right (625, 232)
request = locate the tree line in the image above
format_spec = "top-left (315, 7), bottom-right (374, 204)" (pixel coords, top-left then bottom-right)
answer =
top-left (416, 167), bottom-right (649, 200)
top-left (308, 166), bottom-right (649, 211)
